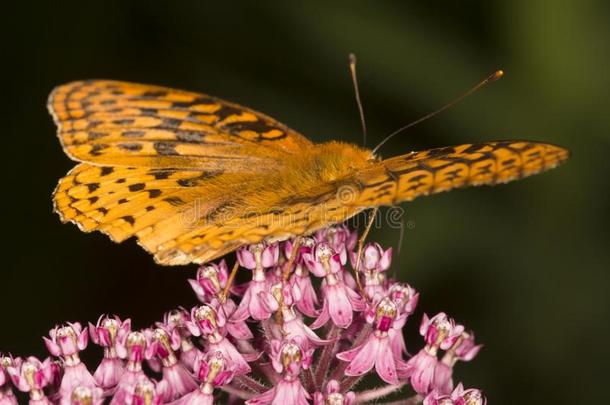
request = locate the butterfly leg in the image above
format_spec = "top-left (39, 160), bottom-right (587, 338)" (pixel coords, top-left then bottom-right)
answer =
top-left (353, 207), bottom-right (379, 298)
top-left (220, 261), bottom-right (240, 304)
top-left (282, 236), bottom-right (303, 281)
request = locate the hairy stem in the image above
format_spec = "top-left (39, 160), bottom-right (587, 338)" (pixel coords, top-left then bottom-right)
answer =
top-left (221, 384), bottom-right (256, 400)
top-left (233, 375), bottom-right (268, 394)
top-left (355, 382), bottom-right (407, 403)
top-left (303, 367), bottom-right (317, 393)
top-left (255, 361), bottom-right (279, 384)
top-left (329, 323), bottom-right (372, 381)
top-left (340, 375), bottom-right (363, 392)
top-left (314, 324), bottom-right (340, 387)
top-left (374, 394), bottom-right (423, 405)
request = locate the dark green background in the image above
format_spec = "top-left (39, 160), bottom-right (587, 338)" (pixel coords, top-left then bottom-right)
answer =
top-left (2, 1), bottom-right (608, 404)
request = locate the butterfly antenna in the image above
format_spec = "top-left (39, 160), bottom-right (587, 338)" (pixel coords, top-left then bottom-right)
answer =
top-left (349, 53), bottom-right (368, 147)
top-left (371, 69), bottom-right (504, 155)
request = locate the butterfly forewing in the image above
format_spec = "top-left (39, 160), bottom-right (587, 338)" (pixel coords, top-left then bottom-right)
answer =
top-left (48, 80), bottom-right (312, 169)
top-left (350, 141), bottom-right (569, 206)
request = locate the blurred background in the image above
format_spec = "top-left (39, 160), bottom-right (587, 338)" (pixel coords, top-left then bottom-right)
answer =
top-left (2, 1), bottom-right (609, 403)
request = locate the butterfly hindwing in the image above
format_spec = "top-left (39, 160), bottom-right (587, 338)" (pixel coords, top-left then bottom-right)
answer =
top-left (53, 163), bottom-right (250, 246)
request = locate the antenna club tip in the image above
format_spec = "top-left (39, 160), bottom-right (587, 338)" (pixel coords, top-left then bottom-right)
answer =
top-left (491, 70), bottom-right (504, 81)
top-left (349, 53), bottom-right (357, 63)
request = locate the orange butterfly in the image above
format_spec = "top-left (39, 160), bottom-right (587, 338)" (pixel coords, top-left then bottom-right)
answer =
top-left (49, 80), bottom-right (569, 265)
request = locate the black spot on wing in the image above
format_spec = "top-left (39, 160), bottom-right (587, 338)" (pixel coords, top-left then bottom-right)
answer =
top-left (88, 131), bottom-right (108, 140)
top-left (176, 171), bottom-right (223, 187)
top-left (149, 169), bottom-right (174, 180)
top-left (147, 189), bottom-right (162, 198)
top-left (171, 97), bottom-right (215, 108)
top-left (113, 118), bottom-right (135, 126)
top-left (118, 143), bottom-right (143, 152)
top-left (158, 118), bottom-right (182, 128)
top-left (122, 130), bottom-right (146, 138)
top-left (121, 215), bottom-right (135, 225)
top-left (164, 197), bottom-right (185, 206)
top-left (90, 144), bottom-right (108, 156)
top-left (128, 183), bottom-right (145, 192)
top-left (141, 90), bottom-right (168, 98)
top-left (154, 142), bottom-right (178, 156)
top-left (86, 183), bottom-right (100, 193)
top-left (214, 106), bottom-right (243, 120)
top-left (100, 167), bottom-right (114, 176)
top-left (176, 131), bottom-right (205, 143)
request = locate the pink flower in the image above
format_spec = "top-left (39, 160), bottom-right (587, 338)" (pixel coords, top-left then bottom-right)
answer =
top-left (159, 309), bottom-right (201, 371)
top-left (188, 260), bottom-right (228, 302)
top-left (237, 242), bottom-right (280, 271)
top-left (313, 379), bottom-right (356, 405)
top-left (43, 323), bottom-right (96, 399)
top-left (186, 305), bottom-right (254, 376)
top-left (349, 242), bottom-right (393, 299)
top-left (259, 282), bottom-right (330, 350)
top-left (314, 225), bottom-right (357, 254)
top-left (233, 243), bottom-right (280, 321)
top-left (7, 356), bottom-right (54, 404)
top-left (434, 331), bottom-right (483, 394)
top-left (148, 327), bottom-right (197, 400)
top-left (451, 383), bottom-right (486, 405)
top-left (44, 323), bottom-right (88, 358)
top-left (0, 228), bottom-right (489, 404)
top-left (247, 338), bottom-right (313, 405)
top-left (175, 351), bottom-right (234, 405)
top-left (424, 383), bottom-right (486, 405)
top-left (124, 376), bottom-right (169, 405)
top-left (423, 389), bottom-right (453, 405)
top-left (388, 283), bottom-right (419, 357)
top-left (68, 386), bottom-right (104, 405)
top-left (285, 238), bottom-right (319, 317)
top-left (111, 330), bottom-right (156, 405)
top-left (337, 297), bottom-right (409, 384)
top-left (405, 313), bottom-right (464, 395)
top-left (0, 355), bottom-right (17, 405)
top-left (421, 313), bottom-right (464, 349)
top-left (88, 315), bottom-right (130, 389)
top-left (305, 243), bottom-right (364, 329)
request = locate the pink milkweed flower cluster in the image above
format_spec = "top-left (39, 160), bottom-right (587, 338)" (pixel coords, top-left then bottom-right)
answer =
top-left (0, 226), bottom-right (486, 404)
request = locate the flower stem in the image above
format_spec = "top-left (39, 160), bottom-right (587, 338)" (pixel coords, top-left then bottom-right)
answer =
top-left (374, 394), bottom-right (423, 405)
top-left (340, 375), bottom-right (363, 391)
top-left (233, 375), bottom-right (268, 394)
top-left (221, 384), bottom-right (256, 400)
top-left (329, 323), bottom-right (372, 381)
top-left (355, 382), bottom-right (407, 403)
top-left (303, 367), bottom-right (317, 393)
top-left (314, 324), bottom-right (340, 387)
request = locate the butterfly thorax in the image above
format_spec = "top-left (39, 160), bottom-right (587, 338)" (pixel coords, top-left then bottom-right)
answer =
top-left (297, 141), bottom-right (375, 184)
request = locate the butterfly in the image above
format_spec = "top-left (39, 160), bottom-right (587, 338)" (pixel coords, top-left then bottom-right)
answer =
top-left (49, 80), bottom-right (569, 265)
